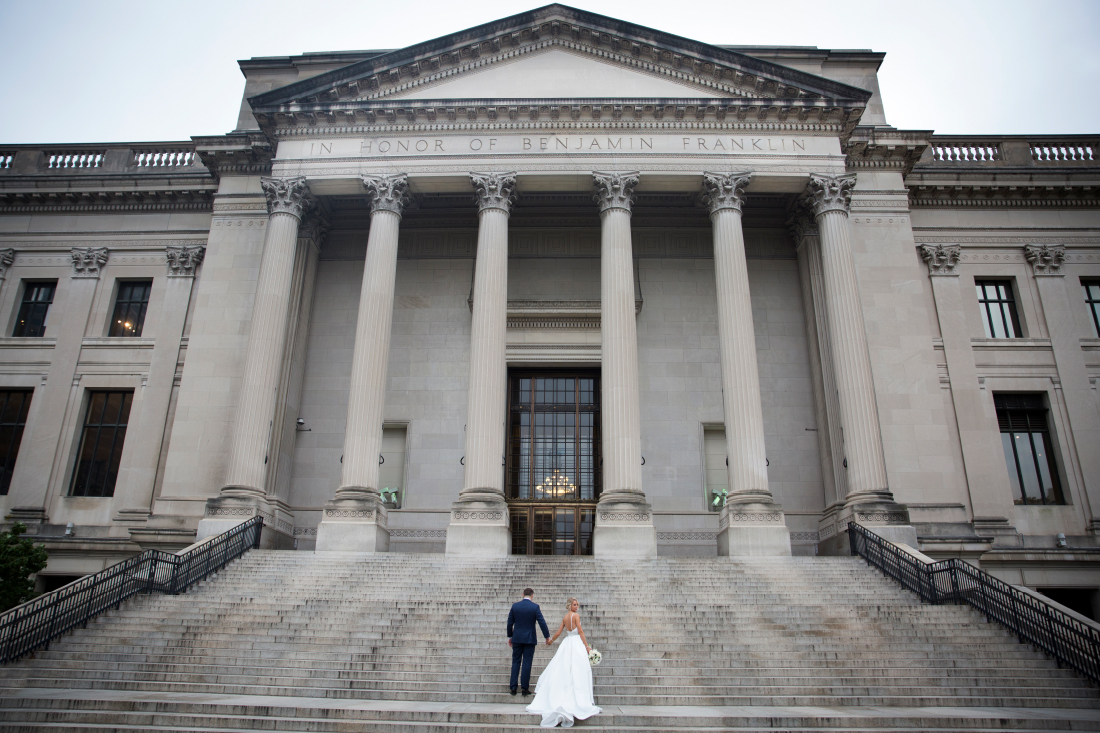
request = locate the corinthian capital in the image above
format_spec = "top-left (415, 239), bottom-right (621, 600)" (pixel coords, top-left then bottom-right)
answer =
top-left (470, 171), bottom-right (518, 214)
top-left (592, 171), bottom-right (639, 214)
top-left (362, 173), bottom-right (410, 217)
top-left (701, 172), bottom-right (752, 215)
top-left (166, 245), bottom-right (206, 277)
top-left (71, 247), bottom-right (109, 278)
top-left (0, 249), bottom-right (14, 280)
top-left (807, 173), bottom-right (857, 218)
top-left (919, 244), bottom-right (961, 276)
top-left (1024, 244), bottom-right (1065, 276)
top-left (298, 212), bottom-right (330, 245)
top-left (261, 176), bottom-right (313, 219)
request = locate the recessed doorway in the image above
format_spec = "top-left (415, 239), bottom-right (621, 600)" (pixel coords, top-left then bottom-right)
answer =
top-left (506, 370), bottom-right (601, 555)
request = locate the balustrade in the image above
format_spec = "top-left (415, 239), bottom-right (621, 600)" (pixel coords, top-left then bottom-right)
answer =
top-left (132, 148), bottom-right (195, 168)
top-left (47, 151), bottom-right (103, 169)
top-left (925, 135), bottom-right (1097, 167)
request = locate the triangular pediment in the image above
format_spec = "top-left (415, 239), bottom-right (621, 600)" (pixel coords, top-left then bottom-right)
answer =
top-left (249, 5), bottom-right (872, 112)
top-left (392, 47), bottom-right (722, 100)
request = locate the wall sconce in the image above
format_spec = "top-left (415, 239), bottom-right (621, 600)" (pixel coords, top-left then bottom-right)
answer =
top-left (296, 418), bottom-right (310, 432)
top-left (64, 522), bottom-right (74, 537)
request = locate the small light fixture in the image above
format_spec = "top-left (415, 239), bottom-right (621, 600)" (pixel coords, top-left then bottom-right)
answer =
top-left (64, 522), bottom-right (74, 537)
top-left (295, 418), bottom-right (310, 432)
top-left (1056, 532), bottom-right (1067, 548)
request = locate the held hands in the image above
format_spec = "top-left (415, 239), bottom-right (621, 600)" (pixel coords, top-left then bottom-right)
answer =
top-left (546, 638), bottom-right (553, 647)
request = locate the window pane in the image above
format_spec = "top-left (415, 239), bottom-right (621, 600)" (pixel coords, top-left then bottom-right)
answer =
top-left (1013, 432), bottom-right (1042, 504)
top-left (554, 508), bottom-right (575, 555)
top-left (13, 282), bottom-right (56, 337)
top-left (0, 390), bottom-right (31, 496)
top-left (109, 280), bottom-right (152, 337)
top-left (511, 509), bottom-right (529, 555)
top-left (1032, 433), bottom-right (1058, 504)
top-left (1001, 433), bottom-right (1024, 504)
top-left (70, 391), bottom-right (132, 498)
top-left (532, 509), bottom-right (554, 555)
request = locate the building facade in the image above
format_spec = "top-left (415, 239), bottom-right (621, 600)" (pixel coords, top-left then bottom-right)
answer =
top-left (1, 5), bottom-right (1098, 611)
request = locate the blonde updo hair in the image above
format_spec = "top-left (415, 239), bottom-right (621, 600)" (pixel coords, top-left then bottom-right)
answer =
top-left (566, 597), bottom-right (579, 611)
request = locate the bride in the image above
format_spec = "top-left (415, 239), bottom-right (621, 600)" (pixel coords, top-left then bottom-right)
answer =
top-left (526, 597), bottom-right (602, 728)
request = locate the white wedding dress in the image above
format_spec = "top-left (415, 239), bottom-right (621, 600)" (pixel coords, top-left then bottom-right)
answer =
top-left (525, 619), bottom-right (601, 728)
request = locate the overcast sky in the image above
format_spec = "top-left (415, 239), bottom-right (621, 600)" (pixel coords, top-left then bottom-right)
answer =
top-left (1, 0), bottom-right (1097, 144)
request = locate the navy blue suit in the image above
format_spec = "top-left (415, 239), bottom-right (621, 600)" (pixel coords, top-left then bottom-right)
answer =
top-left (507, 598), bottom-right (550, 691)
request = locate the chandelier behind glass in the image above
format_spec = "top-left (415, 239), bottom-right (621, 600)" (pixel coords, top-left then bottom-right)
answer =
top-left (535, 469), bottom-right (576, 500)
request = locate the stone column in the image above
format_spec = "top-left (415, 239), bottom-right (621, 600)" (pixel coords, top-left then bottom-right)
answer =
top-left (790, 215), bottom-right (849, 550)
top-left (113, 246), bottom-right (205, 526)
top-left (6, 248), bottom-right (108, 528)
top-left (315, 174), bottom-right (408, 552)
top-left (920, 244), bottom-right (1016, 542)
top-left (703, 172), bottom-right (790, 556)
top-left (808, 173), bottom-right (914, 547)
top-left (446, 172), bottom-right (517, 556)
top-left (591, 172), bottom-right (657, 558)
top-left (198, 176), bottom-right (312, 541)
top-left (1025, 245), bottom-right (1100, 537)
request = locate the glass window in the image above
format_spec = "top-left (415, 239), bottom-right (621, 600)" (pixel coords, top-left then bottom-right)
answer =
top-left (0, 390), bottom-right (32, 495)
top-left (995, 394), bottom-right (1064, 505)
top-left (13, 282), bottom-right (56, 337)
top-left (108, 280), bottom-right (152, 337)
top-left (1084, 280), bottom-right (1100, 337)
top-left (704, 426), bottom-right (729, 511)
top-left (378, 425), bottom-right (407, 508)
top-left (70, 391), bottom-right (133, 497)
top-left (976, 280), bottom-right (1022, 338)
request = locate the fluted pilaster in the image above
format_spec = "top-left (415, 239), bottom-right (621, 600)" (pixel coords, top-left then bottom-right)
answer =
top-left (446, 173), bottom-right (517, 557)
top-left (591, 171), bottom-right (656, 558)
top-left (222, 176), bottom-right (312, 496)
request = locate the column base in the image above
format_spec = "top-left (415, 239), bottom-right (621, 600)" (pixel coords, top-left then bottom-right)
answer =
top-left (819, 494), bottom-right (916, 555)
top-left (717, 499), bottom-right (792, 556)
top-left (446, 495), bottom-right (509, 557)
top-left (315, 497), bottom-right (389, 552)
top-left (593, 498), bottom-right (657, 559)
top-left (197, 495), bottom-right (294, 549)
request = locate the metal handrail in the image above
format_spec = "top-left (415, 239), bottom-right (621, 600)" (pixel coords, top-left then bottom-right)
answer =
top-left (0, 516), bottom-right (262, 664)
top-left (849, 521), bottom-right (1100, 684)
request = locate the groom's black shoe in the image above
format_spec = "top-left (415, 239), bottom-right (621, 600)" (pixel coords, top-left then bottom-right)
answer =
top-left (509, 687), bottom-right (517, 696)
top-left (521, 688), bottom-right (532, 696)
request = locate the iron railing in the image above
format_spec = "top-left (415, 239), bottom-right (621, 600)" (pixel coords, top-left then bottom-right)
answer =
top-left (0, 516), bottom-right (262, 664)
top-left (849, 521), bottom-right (1100, 684)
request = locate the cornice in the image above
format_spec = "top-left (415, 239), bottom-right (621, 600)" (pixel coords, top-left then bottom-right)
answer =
top-left (192, 132), bottom-right (274, 181)
top-left (845, 127), bottom-right (932, 175)
top-left (908, 184), bottom-right (1100, 208)
top-left (0, 194), bottom-right (213, 213)
top-left (247, 5), bottom-right (872, 110)
top-left (255, 98), bottom-right (863, 142)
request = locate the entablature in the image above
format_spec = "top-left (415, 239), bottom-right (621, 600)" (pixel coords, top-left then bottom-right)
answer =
top-left (906, 135), bottom-right (1100, 209)
top-left (0, 141), bottom-right (216, 213)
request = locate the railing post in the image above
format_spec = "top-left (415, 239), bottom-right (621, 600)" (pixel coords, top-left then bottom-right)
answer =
top-left (949, 561), bottom-right (960, 604)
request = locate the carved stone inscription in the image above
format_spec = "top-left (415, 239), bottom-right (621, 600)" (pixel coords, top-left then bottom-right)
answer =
top-left (286, 134), bottom-right (835, 161)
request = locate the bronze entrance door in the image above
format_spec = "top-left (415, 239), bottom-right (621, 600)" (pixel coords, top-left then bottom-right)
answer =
top-left (506, 372), bottom-right (601, 555)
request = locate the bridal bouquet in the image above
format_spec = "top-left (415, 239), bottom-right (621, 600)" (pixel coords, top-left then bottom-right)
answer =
top-left (588, 648), bottom-right (602, 666)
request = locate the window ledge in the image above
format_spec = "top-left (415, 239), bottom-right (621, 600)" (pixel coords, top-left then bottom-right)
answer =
top-left (81, 337), bottom-right (155, 349)
top-left (971, 338), bottom-right (1052, 350)
top-left (0, 337), bottom-right (57, 348)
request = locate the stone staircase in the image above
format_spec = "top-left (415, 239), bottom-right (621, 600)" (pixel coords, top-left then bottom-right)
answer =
top-left (0, 552), bottom-right (1096, 731)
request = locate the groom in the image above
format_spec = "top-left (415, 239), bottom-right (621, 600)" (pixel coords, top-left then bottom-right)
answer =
top-left (507, 587), bottom-right (550, 696)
